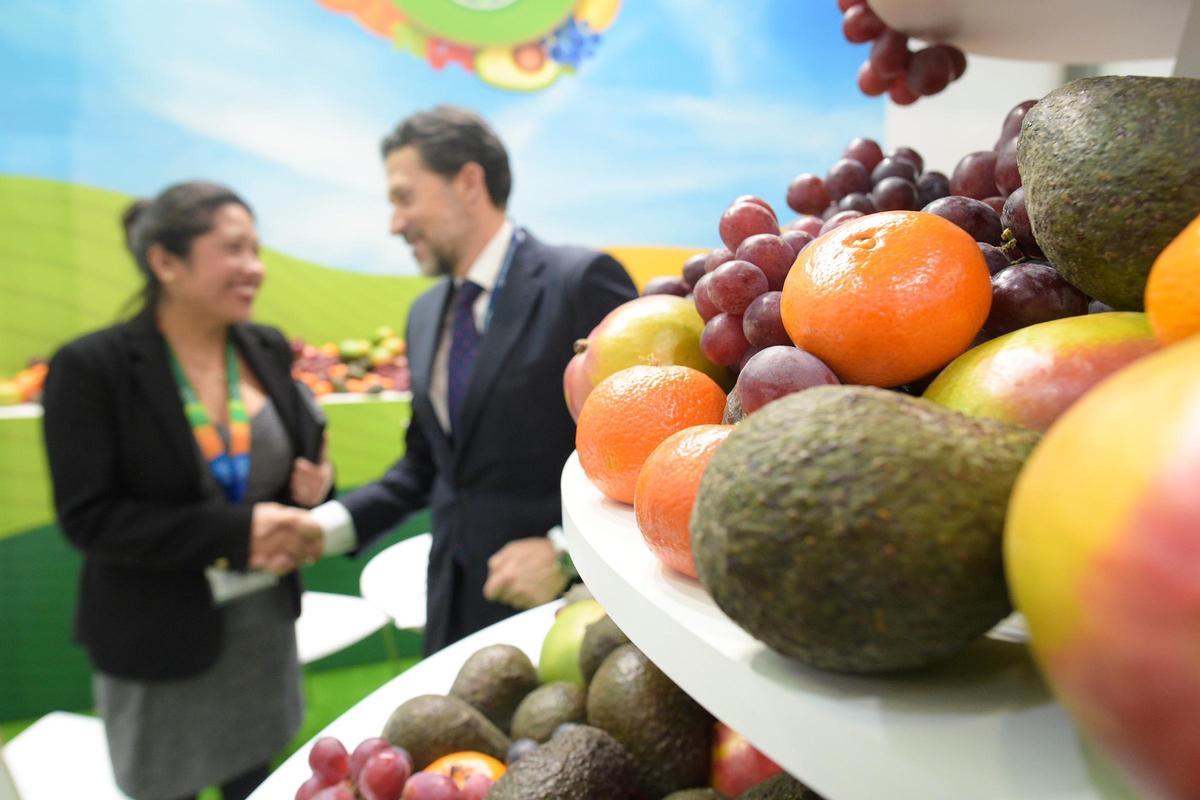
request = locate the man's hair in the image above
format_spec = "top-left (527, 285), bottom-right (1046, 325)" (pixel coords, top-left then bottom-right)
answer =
top-left (381, 105), bottom-right (512, 208)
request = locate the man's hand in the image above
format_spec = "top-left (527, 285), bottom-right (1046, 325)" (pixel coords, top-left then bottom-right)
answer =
top-left (248, 502), bottom-right (324, 576)
top-left (483, 537), bottom-right (569, 609)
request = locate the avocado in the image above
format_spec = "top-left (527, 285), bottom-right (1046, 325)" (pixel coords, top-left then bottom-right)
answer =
top-left (738, 773), bottom-right (825, 799)
top-left (587, 644), bottom-right (713, 798)
top-left (380, 694), bottom-right (511, 769)
top-left (691, 385), bottom-right (1039, 673)
top-left (579, 614), bottom-right (631, 684)
top-left (723, 385), bottom-right (747, 424)
top-left (666, 790), bottom-right (728, 800)
top-left (510, 681), bottom-right (587, 743)
top-left (487, 724), bottom-right (639, 800)
top-left (448, 643), bottom-right (539, 733)
top-left (562, 582), bottom-right (596, 607)
top-left (1018, 75), bottom-right (1200, 310)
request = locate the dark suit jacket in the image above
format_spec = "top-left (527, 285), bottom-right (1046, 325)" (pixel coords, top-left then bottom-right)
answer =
top-left (340, 231), bottom-right (637, 653)
top-left (41, 310), bottom-right (325, 680)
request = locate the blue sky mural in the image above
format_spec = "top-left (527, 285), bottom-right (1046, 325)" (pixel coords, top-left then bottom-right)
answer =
top-left (0, 0), bottom-right (882, 275)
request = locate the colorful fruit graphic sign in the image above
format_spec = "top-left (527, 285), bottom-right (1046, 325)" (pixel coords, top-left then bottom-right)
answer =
top-left (317, 0), bottom-right (621, 91)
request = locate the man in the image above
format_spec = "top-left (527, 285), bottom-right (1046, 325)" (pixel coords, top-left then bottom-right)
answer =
top-left (307, 105), bottom-right (637, 654)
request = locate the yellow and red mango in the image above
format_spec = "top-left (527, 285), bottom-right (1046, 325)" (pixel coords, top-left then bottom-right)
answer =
top-left (924, 312), bottom-right (1159, 432)
top-left (1005, 336), bottom-right (1200, 800)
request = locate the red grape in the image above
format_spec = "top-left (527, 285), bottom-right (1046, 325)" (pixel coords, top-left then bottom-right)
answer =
top-left (838, 192), bottom-right (877, 215)
top-left (790, 215), bottom-right (824, 238)
top-left (888, 76), bottom-right (918, 105)
top-left (997, 99), bottom-right (1038, 147)
top-left (857, 60), bottom-right (890, 96)
top-left (870, 156), bottom-right (919, 186)
top-left (350, 739), bottom-right (394, 785)
top-left (742, 292), bottom-right (791, 348)
top-left (642, 276), bottom-right (690, 297)
top-left (1000, 187), bottom-right (1045, 259)
top-left (461, 773), bottom-right (493, 800)
top-left (916, 171), bottom-right (950, 207)
top-left (313, 785), bottom-right (354, 800)
top-left (736, 234), bottom-right (795, 292)
top-left (735, 346), bottom-right (840, 414)
top-left (905, 46), bottom-right (954, 96)
top-left (360, 750), bottom-right (413, 800)
top-left (978, 242), bottom-right (1010, 276)
top-left (785, 174), bottom-right (830, 216)
top-left (701, 313), bottom-right (750, 366)
top-left (820, 209), bottom-right (865, 234)
top-left (298, 775), bottom-right (333, 800)
top-left (871, 176), bottom-right (919, 211)
top-left (869, 30), bottom-right (911, 80)
top-left (890, 146), bottom-right (924, 175)
top-left (842, 4), bottom-right (885, 43)
top-left (825, 158), bottom-right (871, 201)
top-left (400, 772), bottom-right (461, 800)
top-left (838, 0), bottom-right (865, 8)
top-left (719, 202), bottom-right (779, 251)
top-left (734, 194), bottom-right (777, 219)
top-left (692, 273), bottom-right (721, 321)
top-left (981, 196), bottom-right (1005, 215)
top-left (781, 229), bottom-right (815, 256)
top-left (843, 137), bottom-right (885, 173)
top-left (682, 253), bottom-right (707, 288)
top-left (709, 260), bottom-right (769, 315)
top-left (820, 203), bottom-right (841, 220)
top-left (310, 738), bottom-right (350, 784)
top-left (931, 44), bottom-right (967, 79)
top-left (950, 151), bottom-right (1000, 200)
top-left (922, 195), bottom-right (1003, 245)
top-left (994, 135), bottom-right (1021, 196)
top-left (983, 261), bottom-right (1089, 339)
top-left (705, 247), bottom-right (735, 274)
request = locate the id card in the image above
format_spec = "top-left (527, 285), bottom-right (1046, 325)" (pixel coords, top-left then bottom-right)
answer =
top-left (205, 566), bottom-right (279, 605)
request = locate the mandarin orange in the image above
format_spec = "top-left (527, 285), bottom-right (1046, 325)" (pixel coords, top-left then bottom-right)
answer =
top-left (1145, 212), bottom-right (1200, 345)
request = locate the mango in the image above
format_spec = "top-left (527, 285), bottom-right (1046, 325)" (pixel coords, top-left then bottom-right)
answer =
top-left (1005, 336), bottom-right (1200, 800)
top-left (924, 312), bottom-right (1159, 432)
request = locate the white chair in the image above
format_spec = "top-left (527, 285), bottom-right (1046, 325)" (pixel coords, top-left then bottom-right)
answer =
top-left (358, 533), bottom-right (431, 630)
top-left (295, 591), bottom-right (391, 665)
top-left (3, 711), bottom-right (130, 799)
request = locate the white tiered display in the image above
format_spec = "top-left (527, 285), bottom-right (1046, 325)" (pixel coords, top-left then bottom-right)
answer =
top-left (561, 453), bottom-right (1134, 800)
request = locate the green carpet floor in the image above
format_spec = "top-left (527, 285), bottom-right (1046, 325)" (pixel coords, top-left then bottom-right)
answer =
top-left (1, 657), bottom-right (420, 799)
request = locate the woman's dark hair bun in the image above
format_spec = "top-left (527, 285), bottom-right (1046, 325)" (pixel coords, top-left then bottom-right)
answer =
top-left (121, 199), bottom-right (151, 248)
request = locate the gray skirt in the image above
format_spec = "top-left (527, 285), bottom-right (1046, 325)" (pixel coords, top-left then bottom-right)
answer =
top-left (94, 585), bottom-right (303, 800)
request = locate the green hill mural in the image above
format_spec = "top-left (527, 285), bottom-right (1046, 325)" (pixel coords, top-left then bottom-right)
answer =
top-left (0, 175), bottom-right (435, 374)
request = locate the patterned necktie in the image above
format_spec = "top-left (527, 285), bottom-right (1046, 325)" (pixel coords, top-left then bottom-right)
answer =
top-left (447, 280), bottom-right (484, 431)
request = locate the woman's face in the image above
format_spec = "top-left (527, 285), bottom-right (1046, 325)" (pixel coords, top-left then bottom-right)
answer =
top-left (158, 203), bottom-right (264, 323)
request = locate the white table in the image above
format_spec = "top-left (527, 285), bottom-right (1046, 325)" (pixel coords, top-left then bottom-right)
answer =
top-left (248, 602), bottom-right (559, 799)
top-left (358, 533), bottom-right (432, 630)
top-left (3, 712), bottom-right (130, 799)
top-left (296, 591), bottom-right (390, 665)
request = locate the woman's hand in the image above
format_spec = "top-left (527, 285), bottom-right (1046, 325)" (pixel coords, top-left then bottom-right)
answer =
top-left (290, 437), bottom-right (333, 508)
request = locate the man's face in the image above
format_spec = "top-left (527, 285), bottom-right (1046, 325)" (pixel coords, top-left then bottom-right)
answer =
top-left (385, 145), bottom-right (472, 277)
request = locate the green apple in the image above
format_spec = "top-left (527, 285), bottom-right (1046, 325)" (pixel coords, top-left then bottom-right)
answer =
top-left (538, 599), bottom-right (605, 686)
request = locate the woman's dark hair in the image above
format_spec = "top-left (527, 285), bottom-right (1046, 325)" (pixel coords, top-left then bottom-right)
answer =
top-left (380, 105), bottom-right (511, 208)
top-left (121, 181), bottom-right (253, 313)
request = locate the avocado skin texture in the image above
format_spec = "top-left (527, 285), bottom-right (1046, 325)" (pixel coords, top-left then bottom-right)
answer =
top-left (510, 681), bottom-right (587, 743)
top-left (381, 694), bottom-right (511, 769)
top-left (738, 773), bottom-right (825, 799)
top-left (1018, 75), bottom-right (1200, 310)
top-left (587, 644), bottom-right (714, 798)
top-left (665, 790), bottom-right (728, 800)
top-left (487, 724), bottom-right (639, 800)
top-left (448, 643), bottom-right (539, 733)
top-left (579, 614), bottom-right (632, 684)
top-left (692, 385), bottom-right (1039, 673)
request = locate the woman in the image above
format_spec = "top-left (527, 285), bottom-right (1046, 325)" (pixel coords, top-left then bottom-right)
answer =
top-left (42, 181), bottom-right (333, 800)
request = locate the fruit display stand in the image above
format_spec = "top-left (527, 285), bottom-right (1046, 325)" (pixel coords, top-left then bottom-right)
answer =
top-left (246, 602), bottom-right (561, 799)
top-left (561, 453), bottom-right (1129, 800)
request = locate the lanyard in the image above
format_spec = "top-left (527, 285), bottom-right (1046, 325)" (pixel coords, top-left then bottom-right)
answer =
top-left (164, 338), bottom-right (251, 503)
top-left (481, 227), bottom-right (524, 332)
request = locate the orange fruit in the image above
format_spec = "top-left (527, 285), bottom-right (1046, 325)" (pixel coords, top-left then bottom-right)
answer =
top-left (634, 424), bottom-right (733, 578)
top-left (577, 365), bottom-right (726, 504)
top-left (424, 751), bottom-right (506, 786)
top-left (1145, 212), bottom-right (1200, 345)
top-left (780, 210), bottom-right (992, 387)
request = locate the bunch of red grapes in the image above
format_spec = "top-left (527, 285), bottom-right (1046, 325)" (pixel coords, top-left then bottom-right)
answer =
top-left (646, 98), bottom-right (1100, 404)
top-left (838, 0), bottom-right (967, 105)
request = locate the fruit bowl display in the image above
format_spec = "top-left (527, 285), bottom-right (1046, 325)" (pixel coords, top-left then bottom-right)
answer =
top-left (561, 453), bottom-right (1123, 800)
top-left (291, 325), bottom-right (411, 398)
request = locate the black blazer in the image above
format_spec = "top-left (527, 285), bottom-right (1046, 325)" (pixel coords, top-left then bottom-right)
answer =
top-left (340, 231), bottom-right (637, 653)
top-left (42, 310), bottom-right (324, 680)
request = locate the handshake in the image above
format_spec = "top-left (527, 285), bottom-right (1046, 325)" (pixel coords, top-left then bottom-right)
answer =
top-left (249, 502), bottom-right (324, 576)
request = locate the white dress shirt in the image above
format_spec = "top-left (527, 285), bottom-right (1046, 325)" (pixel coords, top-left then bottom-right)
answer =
top-left (312, 219), bottom-right (516, 555)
